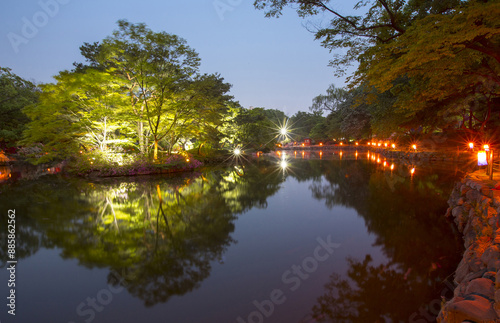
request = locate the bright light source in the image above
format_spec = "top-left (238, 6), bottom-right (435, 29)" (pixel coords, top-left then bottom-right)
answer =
top-left (391, 144), bottom-right (396, 149)
top-left (412, 144), bottom-right (417, 151)
top-left (280, 160), bottom-right (288, 169)
top-left (469, 142), bottom-right (474, 149)
top-left (484, 144), bottom-right (490, 151)
top-left (478, 151), bottom-right (488, 166)
top-left (234, 148), bottom-right (241, 156)
top-left (280, 128), bottom-right (287, 135)
top-left (390, 164), bottom-right (394, 170)
top-left (355, 142), bottom-right (359, 146)
top-left (384, 143), bottom-right (388, 147)
top-left (411, 167), bottom-right (415, 175)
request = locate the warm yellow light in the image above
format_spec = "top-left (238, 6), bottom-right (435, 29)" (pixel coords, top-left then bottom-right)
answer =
top-left (390, 164), bottom-right (394, 170)
top-left (234, 148), bottom-right (241, 156)
top-left (340, 142), bottom-right (343, 146)
top-left (368, 143), bottom-right (371, 146)
top-left (302, 143), bottom-right (305, 147)
top-left (391, 144), bottom-right (396, 149)
top-left (377, 143), bottom-right (381, 147)
top-left (319, 143), bottom-right (323, 146)
top-left (79, 151), bottom-right (83, 154)
top-left (411, 168), bottom-right (415, 175)
top-left (412, 144), bottom-right (417, 150)
top-left (483, 144), bottom-right (490, 151)
top-left (377, 158), bottom-right (381, 163)
top-left (384, 143), bottom-right (388, 147)
top-left (355, 142), bottom-right (359, 146)
top-left (478, 151), bottom-right (488, 166)
top-left (469, 142), bottom-right (474, 149)
top-left (186, 159), bottom-right (190, 162)
top-left (383, 161), bottom-right (387, 167)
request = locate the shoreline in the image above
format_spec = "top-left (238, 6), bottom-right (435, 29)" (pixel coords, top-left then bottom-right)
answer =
top-left (438, 170), bottom-right (500, 322)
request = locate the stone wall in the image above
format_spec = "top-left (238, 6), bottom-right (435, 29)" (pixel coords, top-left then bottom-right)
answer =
top-left (438, 171), bottom-right (500, 322)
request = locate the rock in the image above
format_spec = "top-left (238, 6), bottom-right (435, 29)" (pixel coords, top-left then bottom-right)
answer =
top-left (464, 278), bottom-right (495, 300)
top-left (464, 269), bottom-right (488, 282)
top-left (466, 189), bottom-right (481, 202)
top-left (453, 206), bottom-right (466, 218)
top-left (445, 294), bottom-right (498, 322)
top-left (480, 245), bottom-right (500, 265)
top-left (455, 259), bottom-right (470, 284)
top-left (487, 258), bottom-right (500, 271)
top-left (482, 271), bottom-right (496, 282)
top-left (481, 186), bottom-right (492, 198)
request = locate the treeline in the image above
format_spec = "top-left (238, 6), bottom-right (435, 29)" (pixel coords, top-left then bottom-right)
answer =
top-left (2, 0), bottom-right (499, 163)
top-left (0, 21), bottom-right (314, 164)
top-left (255, 0), bottom-right (500, 144)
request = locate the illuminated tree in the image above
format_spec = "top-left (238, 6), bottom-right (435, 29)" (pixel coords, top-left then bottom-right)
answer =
top-left (103, 20), bottom-right (201, 160)
top-left (22, 69), bottom-right (131, 162)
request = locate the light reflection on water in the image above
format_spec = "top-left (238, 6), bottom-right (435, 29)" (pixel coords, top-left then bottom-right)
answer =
top-left (0, 155), bottom-right (464, 322)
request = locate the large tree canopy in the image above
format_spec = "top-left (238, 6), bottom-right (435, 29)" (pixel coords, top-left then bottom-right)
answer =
top-left (256, 0), bottom-right (500, 137)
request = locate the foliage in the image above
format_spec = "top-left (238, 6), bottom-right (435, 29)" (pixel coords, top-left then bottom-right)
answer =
top-left (290, 111), bottom-right (325, 140)
top-left (21, 20), bottom-right (239, 165)
top-left (65, 150), bottom-right (202, 177)
top-left (0, 67), bottom-right (39, 149)
top-left (309, 84), bottom-right (348, 116)
top-left (234, 107), bottom-right (280, 150)
top-left (355, 0), bottom-right (500, 134)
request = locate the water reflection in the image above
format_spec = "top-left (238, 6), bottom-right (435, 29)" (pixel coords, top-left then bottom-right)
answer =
top-left (0, 162), bottom-right (284, 307)
top-left (282, 156), bottom-right (463, 322)
top-left (0, 154), bottom-right (464, 321)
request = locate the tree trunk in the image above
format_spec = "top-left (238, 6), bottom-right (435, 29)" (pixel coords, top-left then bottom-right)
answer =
top-left (137, 121), bottom-right (144, 154)
top-left (154, 140), bottom-right (158, 160)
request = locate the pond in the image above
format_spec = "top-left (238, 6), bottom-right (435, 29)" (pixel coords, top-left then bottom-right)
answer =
top-left (0, 151), bottom-right (464, 323)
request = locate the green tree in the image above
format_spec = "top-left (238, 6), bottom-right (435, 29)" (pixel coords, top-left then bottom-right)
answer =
top-left (234, 107), bottom-right (278, 150)
top-left (22, 69), bottom-right (131, 163)
top-left (290, 111), bottom-right (325, 140)
top-left (309, 84), bottom-right (347, 116)
top-left (0, 67), bottom-right (39, 149)
top-left (355, 1), bottom-right (500, 134)
top-left (103, 20), bottom-right (201, 160)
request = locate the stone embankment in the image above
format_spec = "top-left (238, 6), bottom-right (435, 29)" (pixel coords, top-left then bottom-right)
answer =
top-left (438, 171), bottom-right (500, 322)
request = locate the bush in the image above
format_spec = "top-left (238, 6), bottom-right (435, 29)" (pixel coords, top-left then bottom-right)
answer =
top-left (66, 151), bottom-right (203, 177)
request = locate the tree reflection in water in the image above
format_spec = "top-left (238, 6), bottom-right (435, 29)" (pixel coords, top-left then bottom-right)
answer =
top-left (288, 158), bottom-right (463, 322)
top-left (0, 160), bottom-right (284, 306)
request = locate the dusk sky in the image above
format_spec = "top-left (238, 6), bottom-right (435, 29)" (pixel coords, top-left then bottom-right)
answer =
top-left (1, 0), bottom-right (356, 116)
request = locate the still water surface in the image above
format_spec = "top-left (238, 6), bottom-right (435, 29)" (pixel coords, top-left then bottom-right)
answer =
top-left (0, 152), bottom-right (464, 323)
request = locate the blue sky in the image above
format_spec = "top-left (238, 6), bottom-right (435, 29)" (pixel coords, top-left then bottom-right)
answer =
top-left (1, 0), bottom-right (356, 116)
